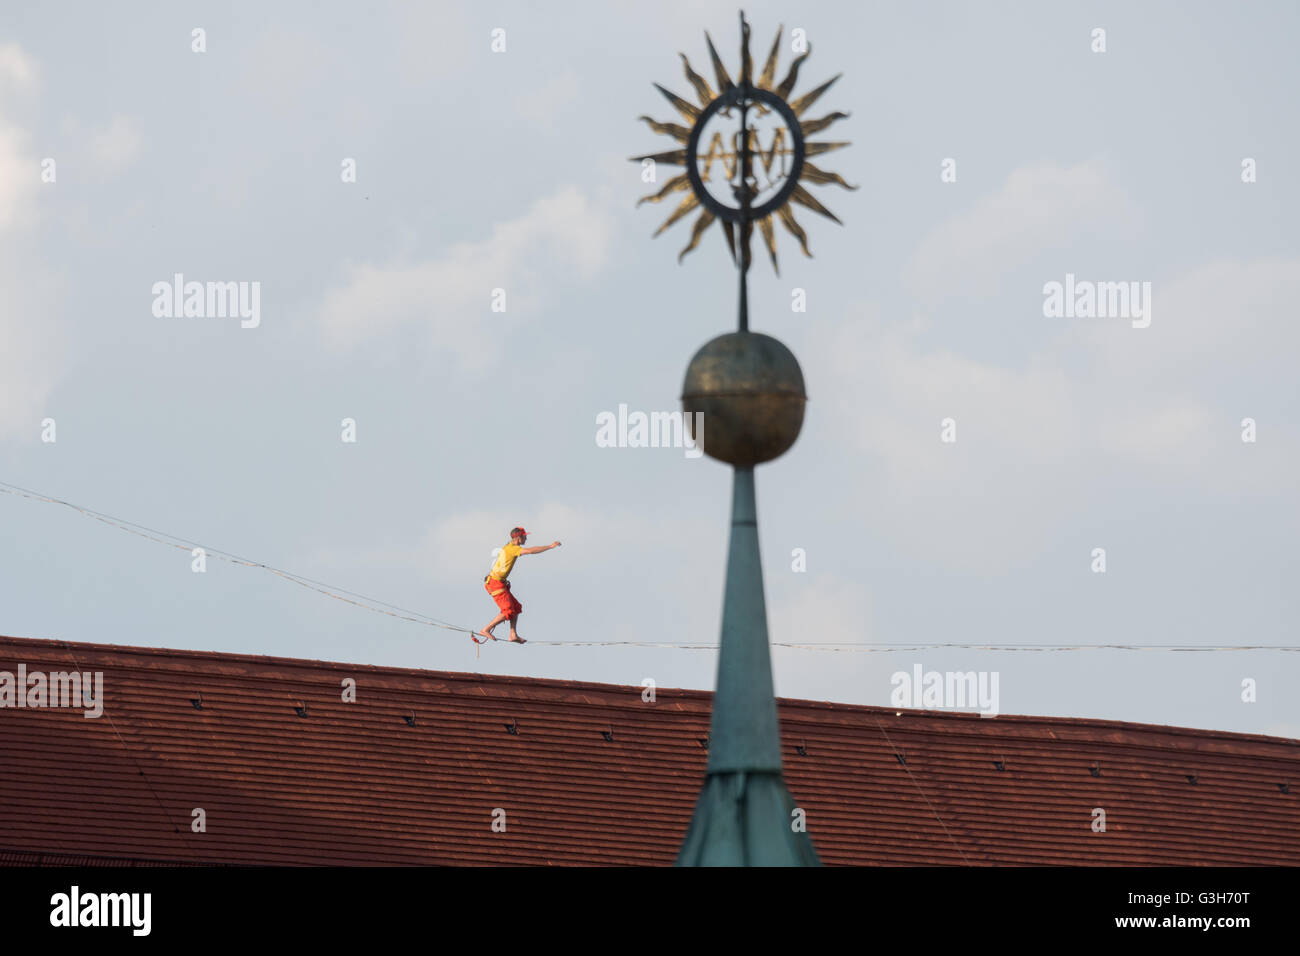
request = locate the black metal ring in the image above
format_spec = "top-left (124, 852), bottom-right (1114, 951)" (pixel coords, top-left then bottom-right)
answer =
top-left (685, 84), bottom-right (806, 224)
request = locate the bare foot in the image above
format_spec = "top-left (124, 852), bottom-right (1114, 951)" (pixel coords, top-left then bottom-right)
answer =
top-left (508, 633), bottom-right (526, 644)
top-left (477, 628), bottom-right (496, 642)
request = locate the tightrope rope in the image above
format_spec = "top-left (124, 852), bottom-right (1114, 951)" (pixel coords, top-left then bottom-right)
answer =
top-left (3, 479), bottom-right (1297, 653)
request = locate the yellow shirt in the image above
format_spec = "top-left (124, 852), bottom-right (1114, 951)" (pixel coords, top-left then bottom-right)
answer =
top-left (489, 543), bottom-right (523, 581)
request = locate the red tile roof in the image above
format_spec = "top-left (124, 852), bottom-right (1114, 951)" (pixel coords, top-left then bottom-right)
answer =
top-left (1, 634), bottom-right (1296, 865)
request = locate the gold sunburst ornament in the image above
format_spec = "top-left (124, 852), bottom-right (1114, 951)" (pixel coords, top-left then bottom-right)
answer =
top-left (631, 11), bottom-right (855, 276)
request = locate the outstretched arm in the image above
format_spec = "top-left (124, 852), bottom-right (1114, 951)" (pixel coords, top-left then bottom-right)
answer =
top-left (522, 541), bottom-right (561, 555)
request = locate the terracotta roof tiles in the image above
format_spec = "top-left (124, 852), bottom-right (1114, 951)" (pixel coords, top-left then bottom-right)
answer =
top-left (1, 635), bottom-right (1296, 865)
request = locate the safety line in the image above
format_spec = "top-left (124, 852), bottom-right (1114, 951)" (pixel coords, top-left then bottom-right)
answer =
top-left (58, 640), bottom-right (202, 863)
top-left (872, 715), bottom-right (973, 865)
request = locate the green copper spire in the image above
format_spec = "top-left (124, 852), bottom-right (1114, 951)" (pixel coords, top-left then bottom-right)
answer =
top-left (633, 10), bottom-right (851, 866)
top-left (676, 466), bottom-right (819, 865)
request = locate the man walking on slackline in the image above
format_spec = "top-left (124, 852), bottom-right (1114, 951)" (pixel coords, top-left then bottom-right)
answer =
top-left (477, 527), bottom-right (561, 644)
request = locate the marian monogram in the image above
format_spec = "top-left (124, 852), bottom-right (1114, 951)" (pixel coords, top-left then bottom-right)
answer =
top-left (695, 126), bottom-right (795, 192)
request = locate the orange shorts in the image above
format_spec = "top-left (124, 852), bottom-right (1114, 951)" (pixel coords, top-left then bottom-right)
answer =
top-left (485, 577), bottom-right (522, 616)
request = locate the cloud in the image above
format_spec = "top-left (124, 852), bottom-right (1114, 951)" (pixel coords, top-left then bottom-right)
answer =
top-left (1058, 257), bottom-right (1300, 495)
top-left (0, 45), bottom-right (38, 232)
top-left (771, 572), bottom-right (869, 644)
top-left (515, 68), bottom-right (581, 129)
top-left (0, 117), bottom-right (33, 232)
top-left (298, 496), bottom-right (718, 647)
top-left (0, 44), bottom-right (61, 441)
top-left (0, 44), bottom-right (38, 95)
top-left (0, 270), bottom-right (63, 441)
top-left (814, 311), bottom-right (1082, 567)
top-left (1077, 257), bottom-right (1300, 389)
top-left (317, 186), bottom-right (614, 366)
top-left (903, 160), bottom-right (1138, 303)
top-left (88, 115), bottom-right (141, 175)
top-left (830, 158), bottom-right (1299, 567)
top-left (812, 251), bottom-right (1300, 570)
top-left (352, 500), bottom-right (696, 582)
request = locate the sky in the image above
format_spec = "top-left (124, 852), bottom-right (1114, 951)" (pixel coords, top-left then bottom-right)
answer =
top-left (1, 0), bottom-right (1297, 740)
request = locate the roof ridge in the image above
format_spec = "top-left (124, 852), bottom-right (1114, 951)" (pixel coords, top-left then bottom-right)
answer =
top-left (3, 633), bottom-right (1297, 748)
